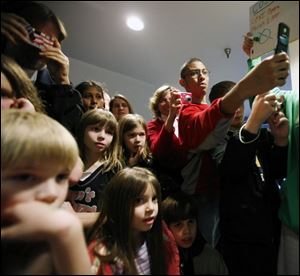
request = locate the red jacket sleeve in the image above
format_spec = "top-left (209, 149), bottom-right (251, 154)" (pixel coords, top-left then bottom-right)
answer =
top-left (147, 119), bottom-right (186, 168)
top-left (178, 99), bottom-right (229, 150)
top-left (88, 241), bottom-right (114, 275)
top-left (162, 221), bottom-right (180, 275)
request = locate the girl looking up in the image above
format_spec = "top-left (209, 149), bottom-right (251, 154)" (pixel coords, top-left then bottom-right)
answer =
top-left (88, 167), bottom-right (180, 275)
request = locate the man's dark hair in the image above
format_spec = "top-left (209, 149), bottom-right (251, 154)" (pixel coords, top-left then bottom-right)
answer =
top-left (180, 57), bottom-right (203, 79)
top-left (209, 80), bottom-right (236, 103)
top-left (161, 192), bottom-right (198, 225)
top-left (1, 1), bottom-right (67, 42)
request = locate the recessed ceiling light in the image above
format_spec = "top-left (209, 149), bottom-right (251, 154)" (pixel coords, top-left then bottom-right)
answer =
top-left (126, 16), bottom-right (144, 31)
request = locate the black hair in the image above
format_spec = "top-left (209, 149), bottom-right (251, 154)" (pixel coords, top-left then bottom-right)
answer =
top-left (180, 57), bottom-right (203, 79)
top-left (209, 80), bottom-right (236, 103)
top-left (161, 192), bottom-right (198, 225)
top-left (75, 80), bottom-right (105, 97)
top-left (1, 1), bottom-right (67, 42)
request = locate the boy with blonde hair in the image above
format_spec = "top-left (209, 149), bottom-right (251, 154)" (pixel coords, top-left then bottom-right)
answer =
top-left (1, 110), bottom-right (91, 274)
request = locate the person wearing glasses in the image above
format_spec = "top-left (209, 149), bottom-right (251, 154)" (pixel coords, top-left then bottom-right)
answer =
top-left (177, 56), bottom-right (290, 249)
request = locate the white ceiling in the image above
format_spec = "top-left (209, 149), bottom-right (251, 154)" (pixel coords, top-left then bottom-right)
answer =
top-left (43, 1), bottom-right (257, 88)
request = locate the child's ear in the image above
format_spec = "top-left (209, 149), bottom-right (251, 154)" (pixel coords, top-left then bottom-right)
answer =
top-left (179, 79), bottom-right (186, 88)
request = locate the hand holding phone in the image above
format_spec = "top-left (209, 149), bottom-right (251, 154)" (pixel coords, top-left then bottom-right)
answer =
top-left (275, 22), bottom-right (289, 54)
top-left (26, 25), bottom-right (54, 50)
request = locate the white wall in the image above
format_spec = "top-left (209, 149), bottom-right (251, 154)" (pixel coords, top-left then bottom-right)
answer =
top-left (69, 57), bottom-right (156, 121)
top-left (289, 39), bottom-right (299, 93)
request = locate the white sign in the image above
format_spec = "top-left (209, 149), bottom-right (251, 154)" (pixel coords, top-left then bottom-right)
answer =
top-left (250, 1), bottom-right (299, 58)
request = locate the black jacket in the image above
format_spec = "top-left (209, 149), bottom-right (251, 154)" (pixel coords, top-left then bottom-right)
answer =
top-left (35, 69), bottom-right (84, 135)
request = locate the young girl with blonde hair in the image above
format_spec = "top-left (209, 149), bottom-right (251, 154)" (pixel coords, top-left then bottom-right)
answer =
top-left (118, 113), bottom-right (152, 168)
top-left (118, 113), bottom-right (180, 199)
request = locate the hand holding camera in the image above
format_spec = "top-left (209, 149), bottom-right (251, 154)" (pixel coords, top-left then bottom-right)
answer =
top-left (25, 24), bottom-right (70, 84)
top-left (25, 28), bottom-right (69, 85)
top-left (179, 92), bottom-right (192, 104)
top-left (26, 25), bottom-right (54, 50)
top-left (39, 38), bottom-right (70, 85)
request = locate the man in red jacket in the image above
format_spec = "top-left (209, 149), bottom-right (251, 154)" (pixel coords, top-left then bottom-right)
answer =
top-left (177, 55), bottom-right (289, 248)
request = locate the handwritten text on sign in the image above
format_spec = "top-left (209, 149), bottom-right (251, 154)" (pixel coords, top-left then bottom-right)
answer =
top-left (250, 1), bottom-right (299, 58)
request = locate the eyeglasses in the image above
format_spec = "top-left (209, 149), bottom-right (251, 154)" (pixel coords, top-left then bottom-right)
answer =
top-left (185, 69), bottom-right (210, 78)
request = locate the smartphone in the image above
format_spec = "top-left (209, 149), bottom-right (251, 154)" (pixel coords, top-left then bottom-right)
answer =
top-left (179, 92), bottom-right (192, 104)
top-left (274, 22), bottom-right (289, 54)
top-left (26, 25), bottom-right (54, 49)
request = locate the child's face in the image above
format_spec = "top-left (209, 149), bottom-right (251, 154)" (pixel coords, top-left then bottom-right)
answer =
top-left (124, 125), bottom-right (146, 155)
top-left (84, 123), bottom-right (114, 155)
top-left (131, 184), bottom-right (158, 234)
top-left (82, 87), bottom-right (104, 111)
top-left (1, 163), bottom-right (71, 213)
top-left (111, 98), bottom-right (130, 121)
top-left (231, 103), bottom-right (244, 129)
top-left (169, 218), bottom-right (197, 249)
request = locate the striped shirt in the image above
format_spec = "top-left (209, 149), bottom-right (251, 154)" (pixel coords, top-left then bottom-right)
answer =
top-left (135, 241), bottom-right (150, 275)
